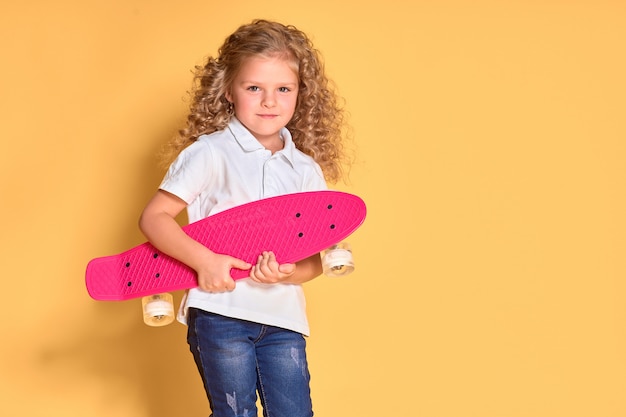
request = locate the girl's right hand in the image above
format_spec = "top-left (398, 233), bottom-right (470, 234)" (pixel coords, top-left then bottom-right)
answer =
top-left (195, 251), bottom-right (251, 293)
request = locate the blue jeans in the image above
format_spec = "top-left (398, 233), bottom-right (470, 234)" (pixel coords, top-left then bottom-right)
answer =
top-left (187, 308), bottom-right (314, 417)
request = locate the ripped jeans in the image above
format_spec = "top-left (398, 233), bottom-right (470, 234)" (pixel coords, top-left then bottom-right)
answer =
top-left (187, 308), bottom-right (314, 417)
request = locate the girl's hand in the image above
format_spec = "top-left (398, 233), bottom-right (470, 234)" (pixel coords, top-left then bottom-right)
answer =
top-left (249, 251), bottom-right (296, 284)
top-left (196, 252), bottom-right (251, 293)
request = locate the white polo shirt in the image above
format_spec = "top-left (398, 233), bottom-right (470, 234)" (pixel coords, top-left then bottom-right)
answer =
top-left (160, 117), bottom-right (327, 335)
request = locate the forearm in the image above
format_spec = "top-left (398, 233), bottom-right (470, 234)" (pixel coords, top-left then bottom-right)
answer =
top-left (285, 253), bottom-right (323, 284)
top-left (140, 211), bottom-right (216, 271)
top-left (138, 190), bottom-right (218, 272)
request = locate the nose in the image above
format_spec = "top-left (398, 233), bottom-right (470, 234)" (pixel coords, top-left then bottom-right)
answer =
top-left (261, 92), bottom-right (276, 108)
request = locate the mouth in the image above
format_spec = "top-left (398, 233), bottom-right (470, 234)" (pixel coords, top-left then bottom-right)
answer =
top-left (258, 114), bottom-right (278, 119)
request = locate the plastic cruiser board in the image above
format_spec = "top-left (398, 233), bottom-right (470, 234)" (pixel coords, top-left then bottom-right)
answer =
top-left (86, 191), bottom-right (366, 301)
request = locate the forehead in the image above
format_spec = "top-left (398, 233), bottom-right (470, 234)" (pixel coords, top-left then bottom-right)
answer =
top-left (235, 55), bottom-right (299, 81)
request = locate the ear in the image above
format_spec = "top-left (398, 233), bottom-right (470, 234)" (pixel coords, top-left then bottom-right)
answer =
top-left (224, 90), bottom-right (232, 103)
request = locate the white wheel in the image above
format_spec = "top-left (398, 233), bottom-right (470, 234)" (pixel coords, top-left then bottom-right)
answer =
top-left (142, 293), bottom-right (175, 326)
top-left (322, 242), bottom-right (355, 277)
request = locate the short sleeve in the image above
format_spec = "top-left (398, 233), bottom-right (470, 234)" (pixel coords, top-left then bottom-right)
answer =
top-left (159, 140), bottom-right (216, 204)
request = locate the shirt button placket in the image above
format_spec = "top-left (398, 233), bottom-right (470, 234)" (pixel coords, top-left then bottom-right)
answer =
top-left (260, 151), bottom-right (272, 198)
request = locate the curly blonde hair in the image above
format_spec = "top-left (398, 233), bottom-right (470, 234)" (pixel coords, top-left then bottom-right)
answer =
top-left (162, 19), bottom-right (349, 183)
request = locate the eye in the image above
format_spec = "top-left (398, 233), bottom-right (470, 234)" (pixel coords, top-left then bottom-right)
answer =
top-left (278, 87), bottom-right (291, 93)
top-left (247, 86), bottom-right (260, 92)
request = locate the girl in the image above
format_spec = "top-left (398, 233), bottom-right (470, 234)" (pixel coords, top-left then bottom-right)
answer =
top-left (139, 19), bottom-right (349, 417)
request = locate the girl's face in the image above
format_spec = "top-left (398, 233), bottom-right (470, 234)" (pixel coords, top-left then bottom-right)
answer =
top-left (226, 55), bottom-right (299, 147)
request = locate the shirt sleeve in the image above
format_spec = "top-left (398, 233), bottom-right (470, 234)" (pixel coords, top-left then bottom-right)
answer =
top-left (159, 140), bottom-right (216, 204)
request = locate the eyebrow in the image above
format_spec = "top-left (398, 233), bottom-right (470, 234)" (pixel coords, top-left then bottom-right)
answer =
top-left (239, 80), bottom-right (298, 86)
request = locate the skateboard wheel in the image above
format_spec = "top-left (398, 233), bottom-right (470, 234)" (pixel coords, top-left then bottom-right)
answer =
top-left (322, 242), bottom-right (355, 277)
top-left (142, 293), bottom-right (175, 327)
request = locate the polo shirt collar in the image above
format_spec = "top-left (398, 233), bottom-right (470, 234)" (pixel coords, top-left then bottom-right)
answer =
top-left (227, 117), bottom-right (297, 167)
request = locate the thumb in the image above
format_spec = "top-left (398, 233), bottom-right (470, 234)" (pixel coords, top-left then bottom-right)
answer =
top-left (231, 257), bottom-right (252, 270)
top-left (278, 263), bottom-right (296, 275)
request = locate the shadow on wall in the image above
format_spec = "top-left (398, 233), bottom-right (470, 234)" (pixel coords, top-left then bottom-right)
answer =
top-left (38, 297), bottom-right (208, 416)
top-left (36, 121), bottom-right (206, 416)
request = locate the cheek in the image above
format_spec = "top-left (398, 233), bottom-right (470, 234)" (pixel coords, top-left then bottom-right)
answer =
top-left (283, 95), bottom-right (298, 110)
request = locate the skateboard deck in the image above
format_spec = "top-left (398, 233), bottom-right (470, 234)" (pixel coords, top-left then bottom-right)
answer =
top-left (86, 191), bottom-right (366, 301)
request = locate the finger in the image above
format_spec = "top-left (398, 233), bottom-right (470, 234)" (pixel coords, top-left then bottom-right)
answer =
top-left (198, 275), bottom-right (236, 293)
top-left (223, 280), bottom-right (236, 292)
top-left (250, 253), bottom-right (280, 282)
top-left (248, 257), bottom-right (265, 281)
top-left (256, 252), bottom-right (271, 274)
top-left (262, 251), bottom-right (279, 272)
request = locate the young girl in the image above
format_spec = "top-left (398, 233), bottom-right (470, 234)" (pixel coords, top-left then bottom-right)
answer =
top-left (139, 19), bottom-right (348, 417)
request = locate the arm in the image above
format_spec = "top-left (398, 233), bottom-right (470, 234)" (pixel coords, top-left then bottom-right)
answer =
top-left (138, 189), bottom-right (251, 292)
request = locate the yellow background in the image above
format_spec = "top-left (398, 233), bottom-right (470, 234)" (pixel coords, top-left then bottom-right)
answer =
top-left (1, 1), bottom-right (625, 416)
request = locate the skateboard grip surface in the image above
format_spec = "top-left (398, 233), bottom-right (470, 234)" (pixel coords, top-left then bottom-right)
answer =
top-left (86, 191), bottom-right (366, 301)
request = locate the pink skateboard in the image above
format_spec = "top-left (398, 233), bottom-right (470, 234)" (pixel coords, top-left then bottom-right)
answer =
top-left (86, 191), bottom-right (366, 301)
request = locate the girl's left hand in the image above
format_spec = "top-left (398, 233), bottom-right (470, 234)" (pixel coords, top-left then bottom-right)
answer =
top-left (249, 251), bottom-right (296, 284)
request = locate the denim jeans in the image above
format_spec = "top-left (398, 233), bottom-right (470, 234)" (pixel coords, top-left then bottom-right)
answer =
top-left (187, 308), bottom-right (314, 417)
